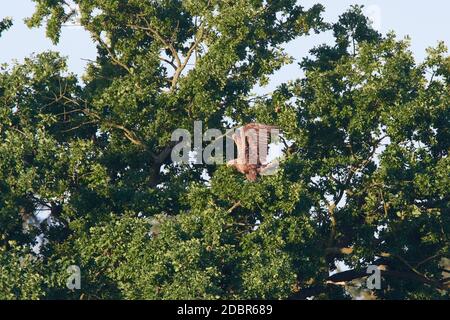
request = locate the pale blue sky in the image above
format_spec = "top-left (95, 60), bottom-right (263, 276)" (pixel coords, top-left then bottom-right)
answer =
top-left (1, 0), bottom-right (449, 93)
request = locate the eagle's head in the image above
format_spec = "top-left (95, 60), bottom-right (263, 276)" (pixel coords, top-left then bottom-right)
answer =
top-left (227, 159), bottom-right (247, 174)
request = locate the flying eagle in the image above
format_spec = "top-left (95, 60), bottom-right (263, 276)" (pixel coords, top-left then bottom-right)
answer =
top-left (227, 123), bottom-right (279, 181)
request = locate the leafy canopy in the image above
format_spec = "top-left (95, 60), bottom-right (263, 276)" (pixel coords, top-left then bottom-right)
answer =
top-left (0, 2), bottom-right (449, 299)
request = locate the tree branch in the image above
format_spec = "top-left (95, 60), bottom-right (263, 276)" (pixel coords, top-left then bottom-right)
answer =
top-left (289, 265), bottom-right (449, 300)
top-left (170, 22), bottom-right (205, 90)
top-left (92, 33), bottom-right (133, 74)
top-left (127, 22), bottom-right (182, 69)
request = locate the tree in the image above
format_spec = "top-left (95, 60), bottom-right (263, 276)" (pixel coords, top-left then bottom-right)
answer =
top-left (0, 2), bottom-right (448, 299)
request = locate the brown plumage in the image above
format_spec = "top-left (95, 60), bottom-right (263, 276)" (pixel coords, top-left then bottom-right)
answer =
top-left (227, 123), bottom-right (278, 181)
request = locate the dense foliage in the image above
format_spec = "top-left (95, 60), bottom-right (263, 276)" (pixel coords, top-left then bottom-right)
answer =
top-left (0, 1), bottom-right (448, 299)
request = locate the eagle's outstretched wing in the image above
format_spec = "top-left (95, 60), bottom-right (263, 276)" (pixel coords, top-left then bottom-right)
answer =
top-left (233, 128), bottom-right (246, 165)
top-left (228, 123), bottom-right (279, 181)
top-left (243, 123), bottom-right (278, 165)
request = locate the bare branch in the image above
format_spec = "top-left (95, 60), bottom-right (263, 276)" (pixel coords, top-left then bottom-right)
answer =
top-left (227, 201), bottom-right (242, 214)
top-left (170, 22), bottom-right (205, 90)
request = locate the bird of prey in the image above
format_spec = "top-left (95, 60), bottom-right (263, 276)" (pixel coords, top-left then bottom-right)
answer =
top-left (227, 123), bottom-right (279, 181)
